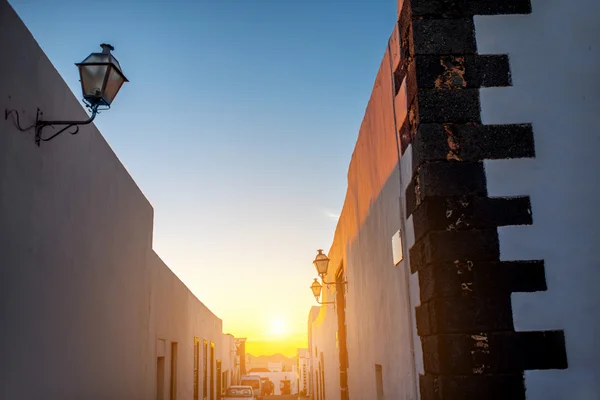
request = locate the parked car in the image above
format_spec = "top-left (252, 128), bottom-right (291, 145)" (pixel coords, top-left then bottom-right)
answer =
top-left (240, 375), bottom-right (262, 399)
top-left (223, 385), bottom-right (256, 400)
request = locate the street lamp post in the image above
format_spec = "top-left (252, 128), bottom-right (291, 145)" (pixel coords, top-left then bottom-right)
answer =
top-left (5, 43), bottom-right (129, 146)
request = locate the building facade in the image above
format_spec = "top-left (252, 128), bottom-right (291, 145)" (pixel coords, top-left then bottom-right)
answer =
top-left (221, 334), bottom-right (241, 391)
top-left (307, 306), bottom-right (320, 398)
top-left (297, 348), bottom-right (310, 395)
top-left (236, 338), bottom-right (248, 377)
top-left (308, 0), bottom-right (600, 399)
top-left (267, 362), bottom-right (283, 372)
top-left (0, 2), bottom-right (236, 399)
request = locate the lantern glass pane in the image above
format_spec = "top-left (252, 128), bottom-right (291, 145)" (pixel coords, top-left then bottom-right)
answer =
top-left (314, 259), bottom-right (329, 275)
top-left (103, 66), bottom-right (125, 105)
top-left (79, 64), bottom-right (108, 100)
top-left (310, 281), bottom-right (322, 298)
top-left (82, 53), bottom-right (108, 64)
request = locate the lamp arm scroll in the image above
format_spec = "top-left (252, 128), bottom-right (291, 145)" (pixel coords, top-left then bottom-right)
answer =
top-left (37, 105), bottom-right (100, 145)
top-left (6, 105), bottom-right (101, 147)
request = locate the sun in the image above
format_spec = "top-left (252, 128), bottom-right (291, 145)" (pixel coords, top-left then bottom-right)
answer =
top-left (268, 316), bottom-right (288, 336)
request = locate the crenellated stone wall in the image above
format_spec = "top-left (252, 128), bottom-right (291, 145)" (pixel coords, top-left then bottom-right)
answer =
top-left (311, 1), bottom-right (600, 399)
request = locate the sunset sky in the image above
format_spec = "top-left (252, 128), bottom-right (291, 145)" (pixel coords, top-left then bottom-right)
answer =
top-left (10, 0), bottom-right (396, 357)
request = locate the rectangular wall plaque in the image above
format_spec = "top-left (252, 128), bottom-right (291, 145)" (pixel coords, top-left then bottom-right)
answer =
top-left (392, 230), bottom-right (404, 265)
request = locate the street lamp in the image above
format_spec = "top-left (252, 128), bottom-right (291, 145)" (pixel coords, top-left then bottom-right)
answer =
top-left (77, 43), bottom-right (128, 109)
top-left (313, 249), bottom-right (330, 278)
top-left (5, 43), bottom-right (129, 146)
top-left (310, 249), bottom-right (347, 305)
top-left (310, 279), bottom-right (334, 305)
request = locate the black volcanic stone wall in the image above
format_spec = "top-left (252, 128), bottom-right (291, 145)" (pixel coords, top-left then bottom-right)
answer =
top-left (389, 0), bottom-right (569, 399)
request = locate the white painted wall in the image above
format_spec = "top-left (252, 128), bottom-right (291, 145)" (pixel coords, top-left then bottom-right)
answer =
top-left (344, 166), bottom-right (419, 400)
top-left (475, 1), bottom-right (600, 398)
top-left (222, 333), bottom-right (240, 388)
top-left (298, 348), bottom-right (310, 394)
top-left (150, 252), bottom-right (224, 399)
top-left (401, 145), bottom-right (424, 398)
top-left (308, 304), bottom-right (340, 400)
top-left (307, 306), bottom-right (320, 398)
top-left (307, 164), bottom-right (420, 400)
top-left (0, 1), bottom-right (224, 398)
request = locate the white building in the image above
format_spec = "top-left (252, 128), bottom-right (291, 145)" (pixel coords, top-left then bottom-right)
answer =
top-left (307, 0), bottom-right (600, 399)
top-left (0, 2), bottom-right (237, 398)
top-left (221, 333), bottom-right (241, 389)
top-left (297, 348), bottom-right (310, 395)
top-left (267, 361), bottom-right (283, 372)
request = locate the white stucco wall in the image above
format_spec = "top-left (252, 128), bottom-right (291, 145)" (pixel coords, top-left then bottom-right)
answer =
top-left (298, 349), bottom-right (310, 394)
top-left (150, 252), bottom-right (224, 399)
top-left (401, 145), bottom-right (424, 396)
top-left (222, 333), bottom-right (239, 387)
top-left (307, 306), bottom-right (320, 398)
top-left (344, 166), bottom-right (419, 400)
top-left (475, 1), bottom-right (600, 398)
top-left (306, 34), bottom-right (422, 400)
top-left (308, 304), bottom-right (339, 400)
top-left (0, 1), bottom-right (224, 398)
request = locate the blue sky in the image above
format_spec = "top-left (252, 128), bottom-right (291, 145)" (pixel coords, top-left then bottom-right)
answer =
top-left (9, 0), bottom-right (397, 353)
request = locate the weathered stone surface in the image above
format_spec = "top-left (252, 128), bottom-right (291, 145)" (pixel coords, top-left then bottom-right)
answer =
top-left (415, 55), bottom-right (512, 89)
top-left (417, 89), bottom-right (481, 123)
top-left (411, 195), bottom-right (533, 241)
top-left (416, 296), bottom-right (514, 335)
top-left (421, 331), bottom-right (568, 374)
top-left (406, 162), bottom-right (487, 216)
top-left (418, 259), bottom-right (546, 302)
top-left (410, 229), bottom-right (499, 273)
top-left (420, 373), bottom-right (526, 400)
top-left (412, 18), bottom-right (476, 55)
top-left (411, 0), bottom-right (532, 18)
top-left (412, 123), bottom-right (534, 170)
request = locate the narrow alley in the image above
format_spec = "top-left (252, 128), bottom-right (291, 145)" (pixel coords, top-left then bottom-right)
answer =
top-left (2, 0), bottom-right (600, 399)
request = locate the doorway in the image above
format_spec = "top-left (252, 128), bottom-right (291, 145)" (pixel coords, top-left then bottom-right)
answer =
top-left (170, 342), bottom-right (178, 400)
top-left (216, 360), bottom-right (222, 400)
top-left (194, 337), bottom-right (200, 400)
top-left (320, 354), bottom-right (326, 400)
top-left (210, 342), bottom-right (215, 400)
top-left (203, 340), bottom-right (208, 400)
top-left (315, 369), bottom-right (320, 400)
top-left (375, 364), bottom-right (383, 400)
top-left (157, 356), bottom-right (165, 400)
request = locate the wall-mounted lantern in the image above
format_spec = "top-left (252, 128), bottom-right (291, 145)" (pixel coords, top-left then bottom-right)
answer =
top-left (310, 278), bottom-right (334, 305)
top-left (310, 249), bottom-right (346, 305)
top-left (313, 249), bottom-right (330, 279)
top-left (5, 43), bottom-right (128, 146)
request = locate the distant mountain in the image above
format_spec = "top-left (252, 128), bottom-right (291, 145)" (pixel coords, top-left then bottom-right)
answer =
top-left (247, 353), bottom-right (293, 361)
top-left (245, 353), bottom-right (295, 370)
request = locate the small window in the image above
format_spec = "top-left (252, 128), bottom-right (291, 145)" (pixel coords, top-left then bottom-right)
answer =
top-left (375, 364), bottom-right (384, 400)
